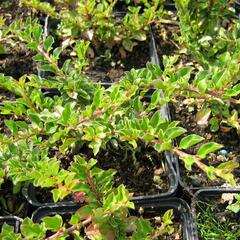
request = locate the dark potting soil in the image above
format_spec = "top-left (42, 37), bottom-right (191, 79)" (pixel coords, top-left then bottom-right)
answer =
top-left (0, 0), bottom-right (38, 78)
top-left (0, 181), bottom-right (28, 218)
top-left (0, 43), bottom-right (37, 79)
top-left (137, 208), bottom-right (183, 240)
top-left (196, 194), bottom-right (240, 240)
top-left (113, 0), bottom-right (135, 12)
top-left (153, 13), bottom-right (199, 70)
top-left (170, 99), bottom-right (240, 188)
top-left (85, 40), bottom-right (151, 82)
top-left (94, 144), bottom-right (169, 197)
top-left (55, 34), bottom-right (150, 83)
top-left (33, 143), bottom-right (169, 203)
top-left (151, 219), bottom-right (182, 240)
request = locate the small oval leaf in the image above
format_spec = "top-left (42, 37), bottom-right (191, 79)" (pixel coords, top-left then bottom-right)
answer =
top-left (197, 142), bottom-right (223, 159)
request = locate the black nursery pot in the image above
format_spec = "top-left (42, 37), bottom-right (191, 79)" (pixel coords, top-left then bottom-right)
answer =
top-left (23, 155), bottom-right (178, 207)
top-left (23, 28), bottom-right (178, 206)
top-left (192, 188), bottom-right (240, 240)
top-left (0, 216), bottom-right (22, 232)
top-left (31, 198), bottom-right (195, 240)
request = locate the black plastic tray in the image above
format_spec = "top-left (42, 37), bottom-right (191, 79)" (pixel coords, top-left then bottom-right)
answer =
top-left (191, 188), bottom-right (240, 240)
top-left (31, 198), bottom-right (195, 240)
top-left (23, 27), bottom-right (178, 206)
top-left (23, 154), bottom-right (178, 206)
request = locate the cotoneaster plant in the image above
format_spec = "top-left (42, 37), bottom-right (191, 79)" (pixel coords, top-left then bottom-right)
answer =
top-left (151, 52), bottom-right (240, 134)
top-left (227, 193), bottom-right (240, 213)
top-left (0, 157), bottom-right (176, 239)
top-left (20, 0), bottom-right (165, 52)
top-left (0, 14), bottom-right (239, 203)
top-left (174, 0), bottom-right (240, 68)
top-left (0, 58), bottom-right (238, 194)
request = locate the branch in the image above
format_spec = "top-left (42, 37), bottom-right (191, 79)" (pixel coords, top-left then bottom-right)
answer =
top-left (44, 217), bottom-right (92, 240)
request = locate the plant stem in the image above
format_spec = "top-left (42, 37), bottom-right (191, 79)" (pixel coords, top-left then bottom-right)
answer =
top-left (44, 217), bottom-right (92, 240)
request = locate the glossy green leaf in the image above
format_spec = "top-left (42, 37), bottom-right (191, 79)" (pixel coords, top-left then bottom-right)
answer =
top-left (42, 215), bottom-right (63, 232)
top-left (197, 142), bottom-right (223, 158)
top-left (21, 218), bottom-right (45, 239)
top-left (43, 35), bottom-right (54, 52)
top-left (164, 127), bottom-right (186, 140)
top-left (179, 134), bottom-right (204, 149)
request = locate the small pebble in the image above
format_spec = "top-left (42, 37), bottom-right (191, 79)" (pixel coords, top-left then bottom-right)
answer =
top-left (232, 157), bottom-right (238, 162)
top-left (154, 168), bottom-right (164, 176)
top-left (191, 178), bottom-right (202, 187)
top-left (217, 155), bottom-right (227, 162)
top-left (206, 133), bottom-right (212, 140)
top-left (219, 149), bottom-right (228, 156)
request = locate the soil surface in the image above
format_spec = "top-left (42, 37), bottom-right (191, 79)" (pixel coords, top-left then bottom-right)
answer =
top-left (34, 143), bottom-right (169, 203)
top-left (196, 194), bottom-right (240, 240)
top-left (138, 208), bottom-right (183, 240)
top-left (153, 12), bottom-right (199, 70)
top-left (85, 39), bottom-right (150, 82)
top-left (170, 99), bottom-right (240, 187)
top-left (152, 219), bottom-right (182, 240)
top-left (0, 0), bottom-right (38, 78)
top-left (96, 144), bottom-right (169, 197)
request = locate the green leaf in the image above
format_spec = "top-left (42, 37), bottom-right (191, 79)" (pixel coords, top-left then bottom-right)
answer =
top-left (217, 161), bottom-right (239, 171)
top-left (93, 142), bottom-right (101, 156)
top-left (122, 38), bottom-right (137, 52)
top-left (132, 218), bottom-right (153, 240)
top-left (176, 67), bottom-right (192, 80)
top-left (182, 155), bottom-right (195, 170)
top-left (197, 80), bottom-right (207, 93)
top-left (133, 97), bottom-right (143, 112)
top-left (0, 43), bottom-right (7, 54)
top-left (51, 189), bottom-right (61, 202)
top-left (153, 142), bottom-right (172, 152)
top-left (32, 53), bottom-right (45, 62)
top-left (162, 209), bottom-right (173, 225)
top-left (164, 127), bottom-right (186, 140)
top-left (21, 218), bottom-right (45, 239)
top-left (28, 113), bottom-right (42, 127)
top-left (5, 120), bottom-right (18, 136)
top-left (73, 183), bottom-right (91, 193)
top-left (197, 142), bottom-right (223, 159)
top-left (179, 134), bottom-right (204, 149)
top-left (43, 215), bottom-right (63, 232)
top-left (205, 166), bottom-right (217, 180)
top-left (53, 47), bottom-right (62, 59)
top-left (150, 89), bottom-right (161, 106)
top-left (0, 224), bottom-right (22, 239)
top-left (92, 89), bottom-right (103, 109)
top-left (41, 64), bottom-right (57, 73)
top-left (150, 110), bottom-right (162, 128)
top-left (209, 117), bottom-right (219, 132)
top-left (62, 103), bottom-right (71, 125)
top-left (43, 35), bottom-right (54, 52)
top-left (227, 202), bottom-right (240, 213)
top-left (33, 26), bottom-right (42, 43)
top-left (212, 70), bottom-right (225, 90)
top-left (60, 138), bottom-right (76, 153)
top-left (133, 31), bottom-right (147, 41)
top-left (69, 213), bottom-right (81, 225)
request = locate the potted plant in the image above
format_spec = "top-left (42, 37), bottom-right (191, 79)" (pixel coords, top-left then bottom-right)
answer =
top-left (192, 188), bottom-right (240, 240)
top-left (0, 157), bottom-right (195, 239)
